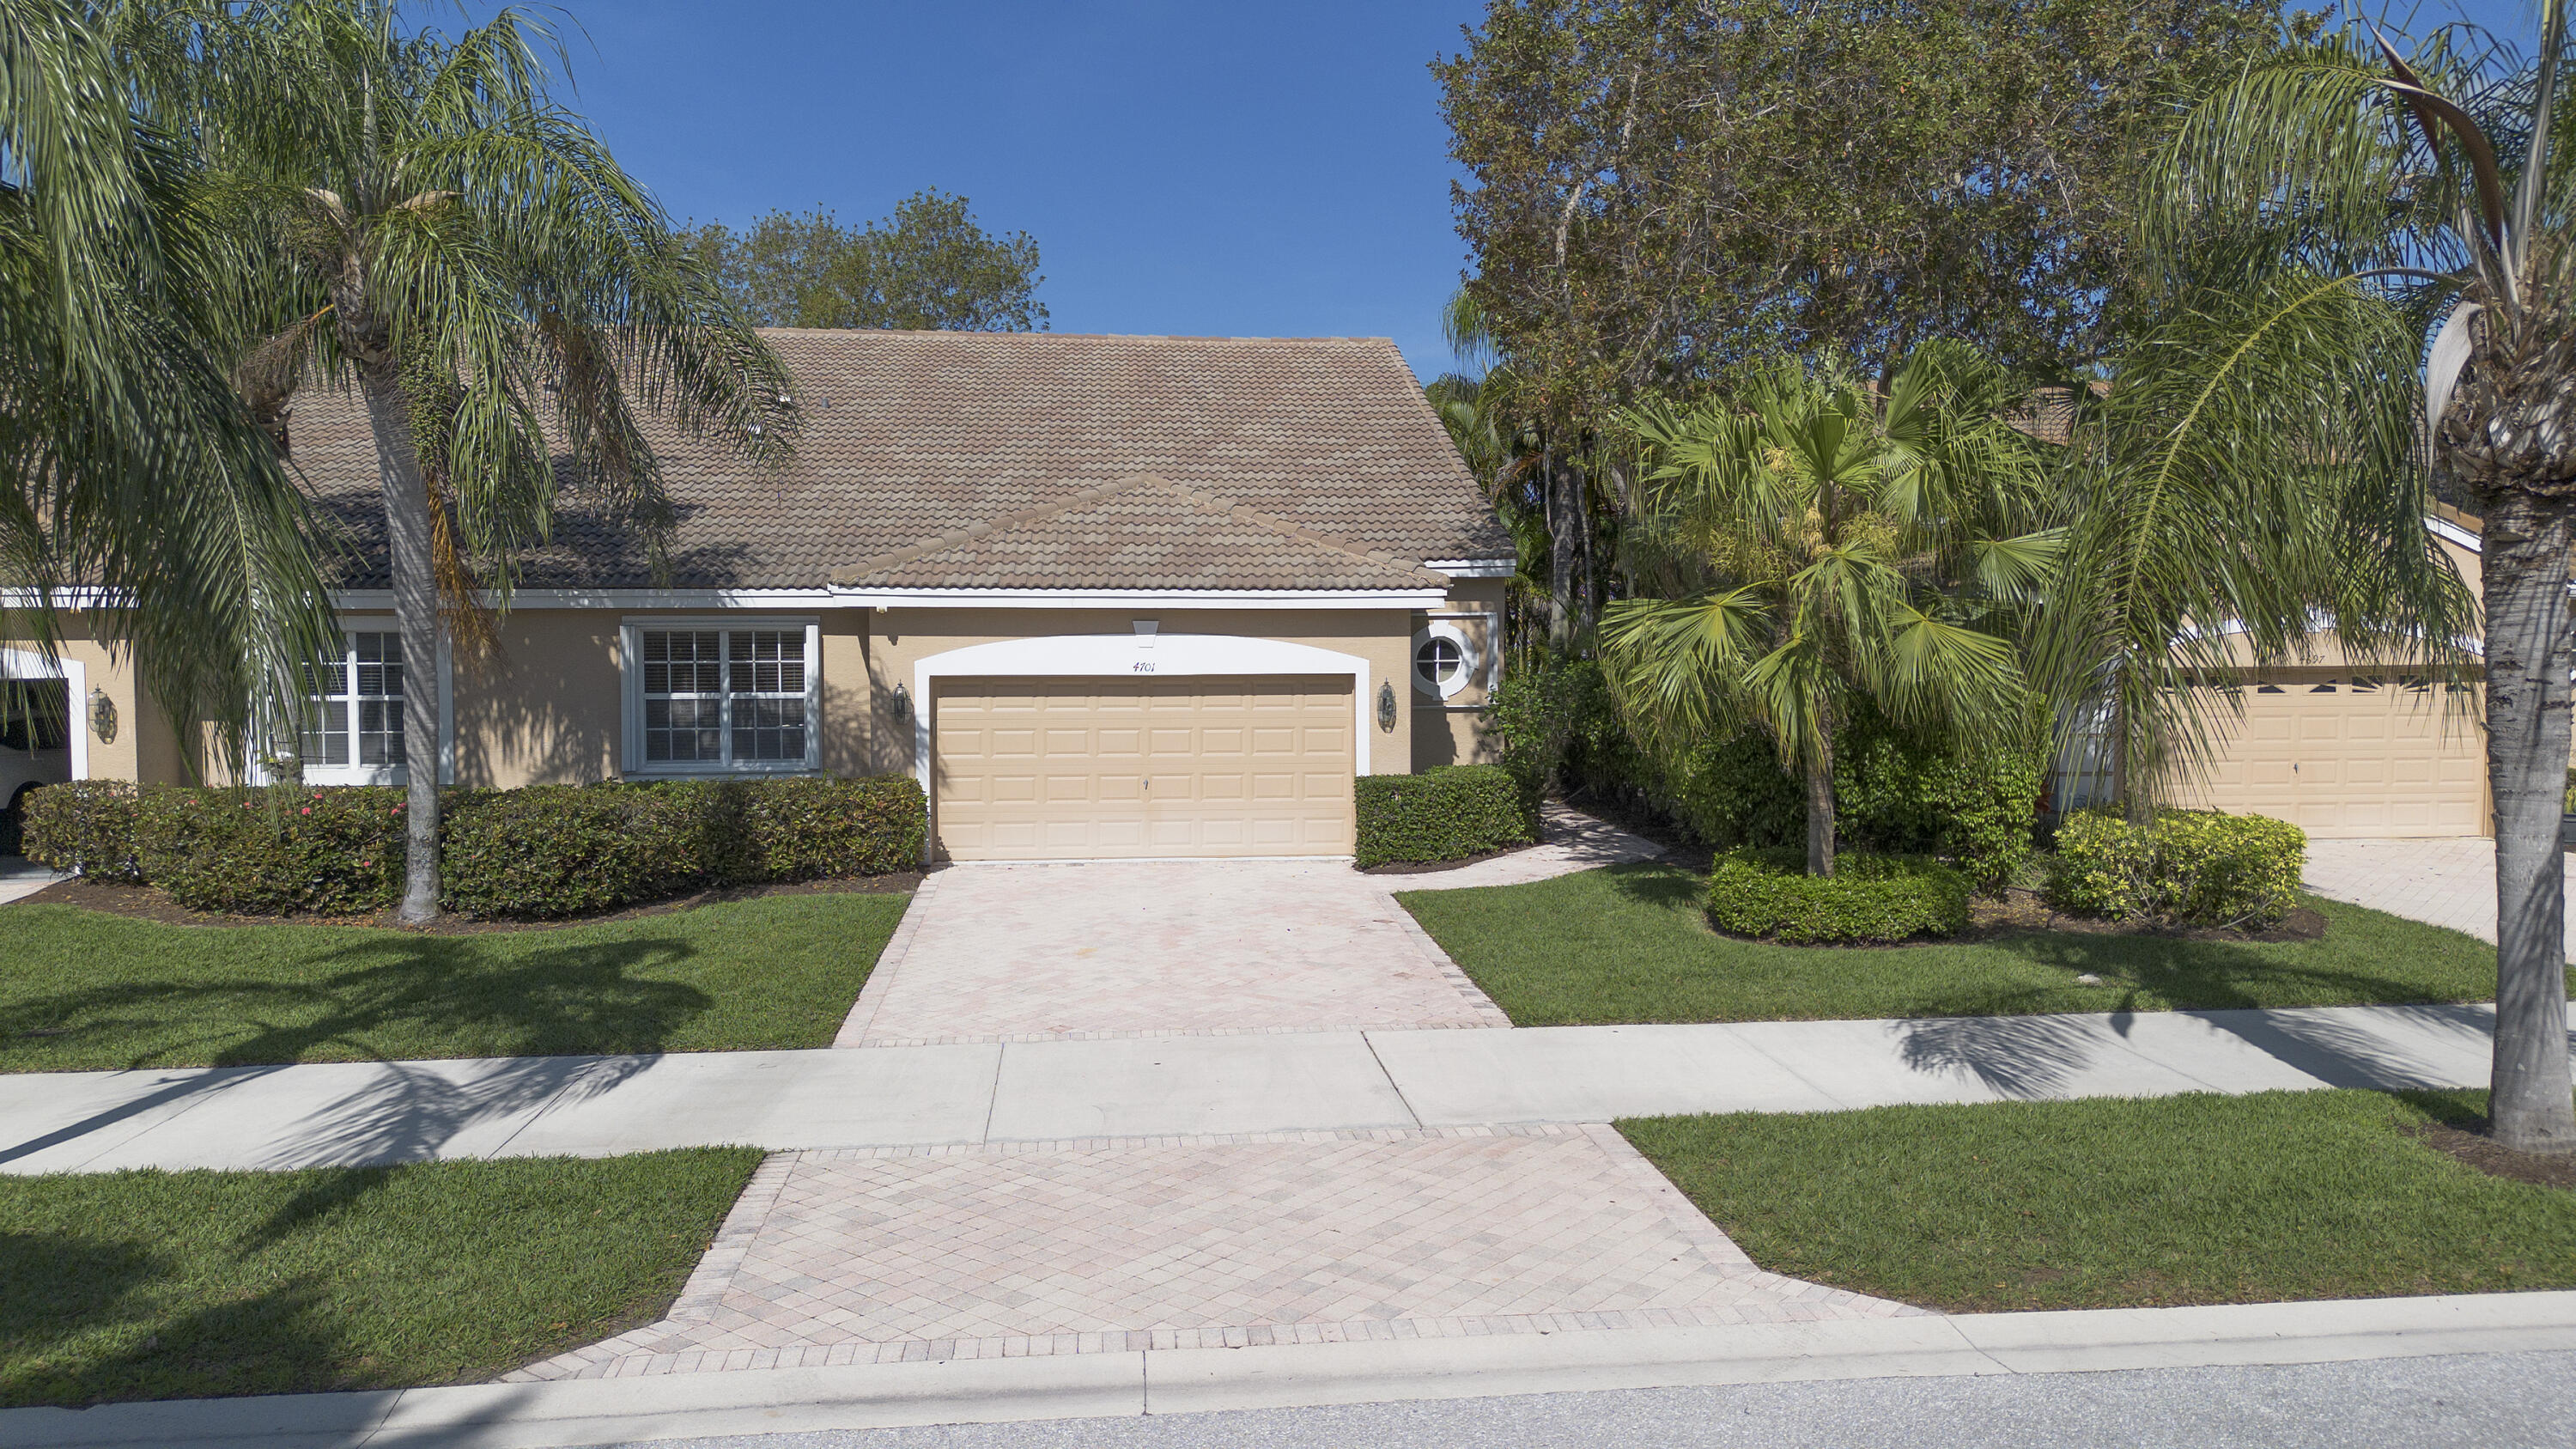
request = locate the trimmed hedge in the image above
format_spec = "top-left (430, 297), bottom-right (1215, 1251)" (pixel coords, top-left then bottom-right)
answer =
top-left (1355, 764), bottom-right (1538, 868)
top-left (2044, 809), bottom-right (2306, 928)
top-left (20, 776), bottom-right (926, 919)
top-left (15, 781), bottom-right (143, 881)
top-left (1704, 847), bottom-right (1971, 945)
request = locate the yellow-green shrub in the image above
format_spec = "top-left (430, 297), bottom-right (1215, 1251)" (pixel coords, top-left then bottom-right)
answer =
top-left (2045, 809), bottom-right (2306, 927)
top-left (1704, 848), bottom-right (1970, 944)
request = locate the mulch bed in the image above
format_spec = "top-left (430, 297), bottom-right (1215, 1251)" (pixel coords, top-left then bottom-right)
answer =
top-left (2408, 1119), bottom-right (2576, 1193)
top-left (1964, 887), bottom-right (2328, 945)
top-left (12, 871), bottom-right (920, 935)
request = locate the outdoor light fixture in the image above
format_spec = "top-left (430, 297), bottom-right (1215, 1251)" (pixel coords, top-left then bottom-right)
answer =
top-left (88, 687), bottom-right (117, 744)
top-left (890, 683), bottom-right (912, 720)
top-left (1376, 679), bottom-right (1398, 733)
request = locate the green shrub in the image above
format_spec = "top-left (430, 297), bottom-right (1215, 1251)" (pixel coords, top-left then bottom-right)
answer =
top-left (439, 785), bottom-right (707, 919)
top-left (1487, 651), bottom-right (1657, 802)
top-left (1668, 702), bottom-right (2043, 890)
top-left (1704, 847), bottom-right (1971, 944)
top-left (136, 786), bottom-right (406, 916)
top-left (16, 775), bottom-right (926, 918)
top-left (18, 781), bottom-right (142, 881)
top-left (2044, 809), bottom-right (2306, 927)
top-left (1355, 764), bottom-right (1538, 868)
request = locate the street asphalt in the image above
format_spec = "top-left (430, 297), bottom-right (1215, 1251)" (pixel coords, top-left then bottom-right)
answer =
top-left (600, 1349), bottom-right (2575, 1449)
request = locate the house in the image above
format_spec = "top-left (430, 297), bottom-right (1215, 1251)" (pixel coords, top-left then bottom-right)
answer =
top-left (2051, 502), bottom-right (2494, 838)
top-left (3, 331), bottom-right (1515, 861)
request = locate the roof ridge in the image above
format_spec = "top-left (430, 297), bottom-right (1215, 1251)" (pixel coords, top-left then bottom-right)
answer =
top-left (756, 327), bottom-right (1398, 344)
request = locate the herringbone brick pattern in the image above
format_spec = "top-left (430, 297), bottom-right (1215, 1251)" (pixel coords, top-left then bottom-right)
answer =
top-left (506, 1126), bottom-right (1914, 1380)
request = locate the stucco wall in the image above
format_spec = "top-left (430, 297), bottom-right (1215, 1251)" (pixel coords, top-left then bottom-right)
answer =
top-left (1411, 579), bottom-right (1507, 768)
top-left (1, 622), bottom-right (186, 785)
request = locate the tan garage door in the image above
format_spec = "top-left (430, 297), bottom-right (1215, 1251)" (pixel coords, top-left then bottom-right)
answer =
top-left (933, 675), bottom-right (1355, 860)
top-left (2178, 676), bottom-right (2485, 837)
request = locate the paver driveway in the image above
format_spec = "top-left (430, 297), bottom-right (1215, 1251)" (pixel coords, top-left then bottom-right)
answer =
top-left (507, 1125), bottom-right (1911, 1380)
top-left (835, 859), bottom-right (1510, 1046)
top-left (2304, 837), bottom-right (2573, 963)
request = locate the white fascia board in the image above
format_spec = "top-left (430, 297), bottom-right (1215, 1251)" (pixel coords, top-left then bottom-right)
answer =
top-left (325, 588), bottom-right (843, 612)
top-left (1422, 558), bottom-right (1516, 579)
top-left (2426, 514), bottom-right (2481, 553)
top-left (835, 587), bottom-right (1443, 610)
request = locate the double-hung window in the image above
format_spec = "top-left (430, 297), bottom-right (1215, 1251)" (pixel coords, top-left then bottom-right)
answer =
top-left (300, 630), bottom-right (407, 782)
top-left (625, 621), bottom-right (819, 773)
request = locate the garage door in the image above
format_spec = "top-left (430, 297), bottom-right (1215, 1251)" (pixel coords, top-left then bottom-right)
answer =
top-left (2177, 676), bottom-right (2485, 837)
top-left (933, 675), bottom-right (1355, 860)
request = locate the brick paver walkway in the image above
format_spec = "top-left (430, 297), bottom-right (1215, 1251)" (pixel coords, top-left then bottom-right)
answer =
top-left (2304, 837), bottom-right (2574, 963)
top-left (507, 1125), bottom-right (1912, 1380)
top-left (836, 859), bottom-right (1509, 1046)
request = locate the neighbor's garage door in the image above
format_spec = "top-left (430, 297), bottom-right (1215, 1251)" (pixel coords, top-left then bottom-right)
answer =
top-left (933, 675), bottom-right (1355, 860)
top-left (2178, 676), bottom-right (2486, 837)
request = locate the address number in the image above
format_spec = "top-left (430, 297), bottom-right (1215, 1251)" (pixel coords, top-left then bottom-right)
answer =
top-left (1132, 661), bottom-right (1157, 673)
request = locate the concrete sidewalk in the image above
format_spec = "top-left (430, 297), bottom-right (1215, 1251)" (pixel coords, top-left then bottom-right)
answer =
top-left (1, 1001), bottom-right (2539, 1175)
top-left (2, 1290), bottom-right (2568, 1448)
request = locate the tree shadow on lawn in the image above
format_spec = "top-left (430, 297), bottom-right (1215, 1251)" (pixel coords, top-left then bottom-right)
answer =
top-left (0, 932), bottom-right (715, 1070)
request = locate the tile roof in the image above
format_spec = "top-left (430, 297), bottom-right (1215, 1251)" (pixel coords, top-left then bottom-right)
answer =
top-left (286, 330), bottom-right (1508, 593)
top-left (840, 473), bottom-right (1449, 590)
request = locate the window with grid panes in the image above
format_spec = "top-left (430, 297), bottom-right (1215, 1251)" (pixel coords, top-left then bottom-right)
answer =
top-left (637, 626), bottom-right (811, 767)
top-left (301, 631), bottom-right (404, 770)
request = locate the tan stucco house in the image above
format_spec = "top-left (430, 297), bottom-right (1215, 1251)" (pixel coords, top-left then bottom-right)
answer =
top-left (3, 331), bottom-right (1515, 861)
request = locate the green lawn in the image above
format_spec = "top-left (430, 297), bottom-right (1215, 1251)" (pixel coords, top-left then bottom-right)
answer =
top-left (1400, 861), bottom-right (2506, 1025)
top-left (1623, 1090), bottom-right (2576, 1313)
top-left (0, 1148), bottom-right (760, 1407)
top-left (0, 892), bottom-right (909, 1072)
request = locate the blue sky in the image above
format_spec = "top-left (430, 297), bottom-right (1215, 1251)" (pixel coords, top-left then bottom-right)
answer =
top-left (529, 1), bottom-right (2545, 383)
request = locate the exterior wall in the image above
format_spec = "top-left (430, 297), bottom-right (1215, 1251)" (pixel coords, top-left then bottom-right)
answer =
top-left (866, 607), bottom-right (1417, 781)
top-left (1411, 579), bottom-right (1507, 768)
top-left (447, 606), bottom-right (873, 788)
top-left (0, 621), bottom-right (188, 786)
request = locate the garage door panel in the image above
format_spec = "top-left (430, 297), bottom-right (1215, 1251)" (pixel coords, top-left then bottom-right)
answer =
top-left (936, 675), bottom-right (1356, 860)
top-left (2173, 679), bottom-right (2484, 839)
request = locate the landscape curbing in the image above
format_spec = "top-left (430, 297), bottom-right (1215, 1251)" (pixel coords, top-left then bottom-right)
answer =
top-left (3, 1292), bottom-right (2572, 1448)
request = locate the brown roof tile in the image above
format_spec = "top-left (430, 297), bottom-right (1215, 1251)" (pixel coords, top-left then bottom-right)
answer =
top-left (288, 330), bottom-right (1507, 592)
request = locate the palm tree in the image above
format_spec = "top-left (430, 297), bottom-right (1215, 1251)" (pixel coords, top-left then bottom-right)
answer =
top-left (139, 0), bottom-right (797, 922)
top-left (1, 0), bottom-right (334, 757)
top-left (2104, 12), bottom-right (2566, 1150)
top-left (1600, 344), bottom-right (2063, 876)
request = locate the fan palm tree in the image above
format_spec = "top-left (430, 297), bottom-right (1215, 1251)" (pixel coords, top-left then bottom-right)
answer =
top-left (1, 0), bottom-right (334, 756)
top-left (1601, 344), bottom-right (2063, 875)
top-left (2100, 11), bottom-right (2565, 1150)
top-left (138, 0), bottom-right (797, 922)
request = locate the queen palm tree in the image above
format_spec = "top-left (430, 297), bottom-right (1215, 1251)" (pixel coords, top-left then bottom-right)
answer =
top-left (2101, 11), bottom-right (2567, 1151)
top-left (1, 0), bottom-right (334, 756)
top-left (139, 0), bottom-right (797, 922)
top-left (1600, 343), bottom-right (2063, 875)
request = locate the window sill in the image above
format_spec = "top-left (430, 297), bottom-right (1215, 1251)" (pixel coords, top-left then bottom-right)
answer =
top-left (623, 763), bottom-right (824, 779)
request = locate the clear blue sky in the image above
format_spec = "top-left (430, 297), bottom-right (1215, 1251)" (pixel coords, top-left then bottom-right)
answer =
top-left (536, 1), bottom-right (1488, 381)
top-left (520, 1), bottom-right (2546, 383)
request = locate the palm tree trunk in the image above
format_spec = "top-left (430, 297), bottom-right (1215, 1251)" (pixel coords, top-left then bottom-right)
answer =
top-left (2482, 489), bottom-right (2576, 1154)
top-left (1805, 742), bottom-right (1836, 878)
top-left (1544, 442), bottom-right (1580, 650)
top-left (356, 363), bottom-right (443, 925)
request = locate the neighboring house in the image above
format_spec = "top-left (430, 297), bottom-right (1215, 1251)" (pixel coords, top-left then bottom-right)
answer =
top-left (2, 332), bottom-right (1513, 861)
top-left (2052, 502), bottom-right (2493, 839)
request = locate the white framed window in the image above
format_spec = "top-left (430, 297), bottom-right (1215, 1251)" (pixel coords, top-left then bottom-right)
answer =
top-left (300, 627), bottom-right (409, 784)
top-left (622, 618), bottom-right (820, 774)
top-left (1411, 621), bottom-right (1478, 701)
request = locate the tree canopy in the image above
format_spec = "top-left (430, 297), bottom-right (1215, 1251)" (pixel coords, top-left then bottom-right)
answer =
top-left (1436, 0), bottom-right (2297, 415)
top-left (683, 189), bottom-right (1048, 332)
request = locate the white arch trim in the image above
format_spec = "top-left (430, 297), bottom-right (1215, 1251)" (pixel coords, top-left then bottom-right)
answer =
top-left (0, 648), bottom-right (88, 782)
top-left (911, 633), bottom-right (1376, 801)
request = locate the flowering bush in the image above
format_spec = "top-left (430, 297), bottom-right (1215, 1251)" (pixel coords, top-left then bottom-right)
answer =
top-left (2044, 809), bottom-right (2306, 927)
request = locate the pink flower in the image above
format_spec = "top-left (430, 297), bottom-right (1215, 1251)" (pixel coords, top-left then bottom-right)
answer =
top-left (299, 807), bottom-right (311, 816)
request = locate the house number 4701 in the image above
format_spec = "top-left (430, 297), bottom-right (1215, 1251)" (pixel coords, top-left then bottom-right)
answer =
top-left (1132, 661), bottom-right (1157, 673)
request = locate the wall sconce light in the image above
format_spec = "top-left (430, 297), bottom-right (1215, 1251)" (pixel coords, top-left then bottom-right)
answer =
top-left (890, 683), bottom-right (912, 720)
top-left (88, 687), bottom-right (118, 744)
top-left (1376, 679), bottom-right (1398, 733)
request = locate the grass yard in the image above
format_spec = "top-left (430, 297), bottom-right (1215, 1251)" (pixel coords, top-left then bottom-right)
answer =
top-left (0, 1148), bottom-right (760, 1407)
top-left (1623, 1090), bottom-right (2576, 1313)
top-left (0, 892), bottom-right (909, 1072)
top-left (1400, 861), bottom-right (2507, 1026)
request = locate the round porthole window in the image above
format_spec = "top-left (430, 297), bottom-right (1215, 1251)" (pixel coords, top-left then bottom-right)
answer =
top-left (1411, 624), bottom-right (1476, 700)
